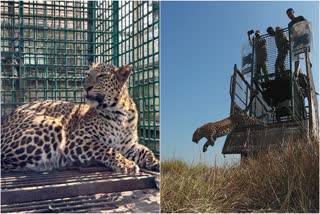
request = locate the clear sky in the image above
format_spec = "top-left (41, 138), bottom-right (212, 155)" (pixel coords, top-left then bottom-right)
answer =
top-left (160, 1), bottom-right (319, 166)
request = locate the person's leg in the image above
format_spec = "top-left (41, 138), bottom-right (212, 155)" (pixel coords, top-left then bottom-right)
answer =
top-left (262, 61), bottom-right (268, 82)
top-left (294, 60), bottom-right (301, 77)
top-left (275, 55), bottom-right (280, 79)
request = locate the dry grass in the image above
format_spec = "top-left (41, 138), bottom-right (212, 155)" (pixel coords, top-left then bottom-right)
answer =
top-left (161, 137), bottom-right (319, 213)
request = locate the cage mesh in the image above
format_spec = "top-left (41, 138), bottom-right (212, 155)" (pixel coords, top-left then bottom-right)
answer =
top-left (250, 29), bottom-right (291, 82)
top-left (233, 29), bottom-right (307, 124)
top-left (1, 1), bottom-right (159, 155)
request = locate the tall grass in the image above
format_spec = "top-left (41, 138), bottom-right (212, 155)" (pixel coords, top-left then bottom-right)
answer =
top-left (161, 137), bottom-right (319, 213)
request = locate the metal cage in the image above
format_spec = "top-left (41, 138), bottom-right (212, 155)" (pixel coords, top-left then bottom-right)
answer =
top-left (234, 28), bottom-right (307, 125)
top-left (0, 1), bottom-right (159, 155)
top-left (224, 25), bottom-right (318, 155)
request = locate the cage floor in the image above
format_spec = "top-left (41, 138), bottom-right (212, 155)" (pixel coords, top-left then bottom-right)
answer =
top-left (1, 167), bottom-right (159, 213)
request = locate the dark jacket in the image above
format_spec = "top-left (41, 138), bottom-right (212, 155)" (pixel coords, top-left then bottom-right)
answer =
top-left (288, 16), bottom-right (306, 29)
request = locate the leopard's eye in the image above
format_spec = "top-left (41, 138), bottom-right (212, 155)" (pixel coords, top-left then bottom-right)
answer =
top-left (97, 73), bottom-right (107, 78)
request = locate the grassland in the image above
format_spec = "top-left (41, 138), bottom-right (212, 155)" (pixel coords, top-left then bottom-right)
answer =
top-left (161, 137), bottom-right (319, 213)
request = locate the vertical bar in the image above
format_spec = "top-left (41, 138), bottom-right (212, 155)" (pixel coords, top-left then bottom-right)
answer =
top-left (287, 28), bottom-right (295, 122)
top-left (8, 1), bottom-right (15, 52)
top-left (305, 50), bottom-right (319, 136)
top-left (18, 1), bottom-right (25, 104)
top-left (288, 28), bottom-right (293, 74)
top-left (64, 2), bottom-right (68, 101)
top-left (112, 1), bottom-right (119, 66)
top-left (73, 1), bottom-right (77, 101)
top-left (230, 66), bottom-right (237, 115)
top-left (249, 38), bottom-right (255, 116)
top-left (87, 1), bottom-right (96, 65)
top-left (44, 1), bottom-right (48, 100)
top-left (155, 2), bottom-right (160, 155)
top-left (290, 68), bottom-right (295, 121)
top-left (7, 1), bottom-right (17, 111)
top-left (288, 29), bottom-right (296, 122)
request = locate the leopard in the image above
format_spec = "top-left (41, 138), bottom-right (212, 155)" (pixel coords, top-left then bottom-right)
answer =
top-left (192, 91), bottom-right (266, 153)
top-left (1, 63), bottom-right (159, 174)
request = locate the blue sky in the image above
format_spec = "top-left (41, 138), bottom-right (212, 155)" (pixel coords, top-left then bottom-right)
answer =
top-left (160, 1), bottom-right (319, 166)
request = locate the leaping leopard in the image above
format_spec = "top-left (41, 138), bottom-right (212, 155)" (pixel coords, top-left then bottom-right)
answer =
top-left (192, 106), bottom-right (265, 152)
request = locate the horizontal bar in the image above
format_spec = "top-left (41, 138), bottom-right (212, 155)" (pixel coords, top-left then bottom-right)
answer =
top-left (1, 12), bottom-right (113, 22)
top-left (1, 174), bottom-right (156, 204)
top-left (2, 172), bottom-right (136, 189)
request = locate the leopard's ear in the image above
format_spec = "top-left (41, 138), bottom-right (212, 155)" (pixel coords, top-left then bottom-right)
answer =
top-left (115, 65), bottom-right (132, 84)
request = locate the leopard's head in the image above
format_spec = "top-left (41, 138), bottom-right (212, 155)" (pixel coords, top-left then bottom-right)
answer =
top-left (192, 128), bottom-right (202, 143)
top-left (84, 63), bottom-right (132, 108)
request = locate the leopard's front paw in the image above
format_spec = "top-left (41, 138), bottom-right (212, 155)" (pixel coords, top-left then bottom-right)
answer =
top-left (203, 140), bottom-right (214, 152)
top-left (146, 159), bottom-right (159, 172)
top-left (126, 161), bottom-right (140, 175)
top-left (115, 160), bottom-right (140, 175)
top-left (203, 144), bottom-right (208, 152)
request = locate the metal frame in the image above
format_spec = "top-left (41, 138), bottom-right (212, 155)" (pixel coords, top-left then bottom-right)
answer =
top-left (224, 23), bottom-right (319, 155)
top-left (233, 29), bottom-right (307, 124)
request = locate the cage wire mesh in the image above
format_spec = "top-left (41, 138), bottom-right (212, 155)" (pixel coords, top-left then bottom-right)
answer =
top-left (234, 29), bottom-right (306, 124)
top-left (0, 1), bottom-right (159, 155)
top-left (250, 29), bottom-right (291, 82)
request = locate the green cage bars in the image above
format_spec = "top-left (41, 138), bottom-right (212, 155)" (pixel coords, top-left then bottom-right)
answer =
top-left (0, 1), bottom-right (160, 155)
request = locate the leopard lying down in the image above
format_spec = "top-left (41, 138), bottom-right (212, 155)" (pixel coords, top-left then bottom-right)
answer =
top-left (1, 64), bottom-right (159, 174)
top-left (192, 107), bottom-right (265, 152)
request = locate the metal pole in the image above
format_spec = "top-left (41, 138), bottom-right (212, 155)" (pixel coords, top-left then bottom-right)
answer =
top-left (18, 1), bottom-right (25, 104)
top-left (8, 1), bottom-right (15, 53)
top-left (87, 1), bottom-right (96, 65)
top-left (250, 38), bottom-right (255, 116)
top-left (112, 1), bottom-right (119, 66)
top-left (304, 49), bottom-right (319, 136)
top-left (230, 64), bottom-right (238, 115)
top-left (288, 28), bottom-right (293, 74)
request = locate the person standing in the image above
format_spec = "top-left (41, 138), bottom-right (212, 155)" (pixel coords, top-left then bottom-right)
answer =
top-left (287, 8), bottom-right (306, 30)
top-left (248, 30), bottom-right (268, 83)
top-left (286, 8), bottom-right (311, 77)
top-left (267, 26), bottom-right (290, 79)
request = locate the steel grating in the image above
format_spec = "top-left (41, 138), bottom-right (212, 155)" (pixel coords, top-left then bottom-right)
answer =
top-left (1, 189), bottom-right (159, 213)
top-left (1, 168), bottom-right (159, 212)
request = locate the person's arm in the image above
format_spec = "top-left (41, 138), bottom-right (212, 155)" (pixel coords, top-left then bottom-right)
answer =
top-left (299, 16), bottom-right (306, 22)
top-left (248, 33), bottom-right (253, 46)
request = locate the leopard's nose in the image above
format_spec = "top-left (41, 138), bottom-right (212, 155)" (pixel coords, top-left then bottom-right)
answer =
top-left (85, 86), bottom-right (93, 93)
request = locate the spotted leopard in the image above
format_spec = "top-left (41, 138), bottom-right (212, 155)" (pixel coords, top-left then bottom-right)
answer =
top-left (1, 64), bottom-right (159, 174)
top-left (192, 106), bottom-right (265, 152)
